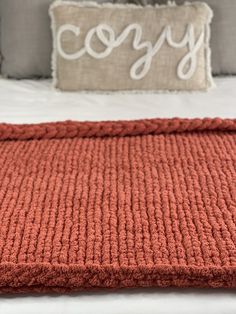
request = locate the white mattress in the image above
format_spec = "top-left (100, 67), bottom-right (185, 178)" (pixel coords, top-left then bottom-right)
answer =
top-left (0, 76), bottom-right (236, 314)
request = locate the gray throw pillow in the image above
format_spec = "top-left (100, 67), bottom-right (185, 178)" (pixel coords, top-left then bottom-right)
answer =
top-left (115, 0), bottom-right (236, 75)
top-left (0, 0), bottom-right (53, 78)
top-left (0, 0), bottom-right (113, 78)
top-left (0, 7), bottom-right (2, 67)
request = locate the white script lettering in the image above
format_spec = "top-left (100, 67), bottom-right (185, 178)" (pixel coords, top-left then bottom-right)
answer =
top-left (57, 23), bottom-right (204, 80)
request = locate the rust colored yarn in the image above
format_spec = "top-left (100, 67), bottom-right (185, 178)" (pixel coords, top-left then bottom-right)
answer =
top-left (0, 118), bottom-right (235, 293)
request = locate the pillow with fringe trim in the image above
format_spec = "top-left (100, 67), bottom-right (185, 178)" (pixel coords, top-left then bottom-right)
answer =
top-left (116, 0), bottom-right (236, 75)
top-left (50, 1), bottom-right (214, 92)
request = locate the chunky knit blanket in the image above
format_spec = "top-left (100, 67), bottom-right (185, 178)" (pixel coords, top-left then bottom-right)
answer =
top-left (0, 118), bottom-right (235, 293)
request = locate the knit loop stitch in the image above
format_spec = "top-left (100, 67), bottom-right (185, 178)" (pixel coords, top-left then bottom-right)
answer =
top-left (0, 118), bottom-right (235, 141)
top-left (0, 118), bottom-right (235, 293)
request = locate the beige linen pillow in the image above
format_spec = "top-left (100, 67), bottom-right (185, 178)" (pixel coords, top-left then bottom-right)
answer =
top-left (50, 1), bottom-right (214, 92)
top-left (116, 0), bottom-right (236, 75)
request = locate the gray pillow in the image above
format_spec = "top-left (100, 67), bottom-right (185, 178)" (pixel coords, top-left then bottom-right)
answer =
top-left (0, 0), bottom-right (53, 78)
top-left (115, 0), bottom-right (236, 75)
top-left (0, 7), bottom-right (2, 67)
top-left (0, 0), bottom-right (113, 78)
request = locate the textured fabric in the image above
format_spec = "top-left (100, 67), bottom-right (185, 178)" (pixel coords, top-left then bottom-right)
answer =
top-left (0, 118), bottom-right (235, 293)
top-left (0, 0), bottom-right (113, 78)
top-left (50, 2), bottom-right (213, 92)
top-left (0, 5), bottom-right (2, 67)
top-left (117, 0), bottom-right (236, 75)
top-left (168, 0), bottom-right (236, 75)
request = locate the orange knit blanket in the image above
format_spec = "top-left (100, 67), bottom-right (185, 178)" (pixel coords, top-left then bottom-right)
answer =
top-left (0, 118), bottom-right (235, 293)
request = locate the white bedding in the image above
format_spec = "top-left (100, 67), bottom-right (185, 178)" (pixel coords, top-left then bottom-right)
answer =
top-left (0, 76), bottom-right (236, 314)
top-left (0, 77), bottom-right (236, 123)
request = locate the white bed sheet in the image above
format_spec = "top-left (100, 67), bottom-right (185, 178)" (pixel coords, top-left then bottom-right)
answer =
top-left (0, 77), bottom-right (236, 123)
top-left (0, 76), bottom-right (235, 314)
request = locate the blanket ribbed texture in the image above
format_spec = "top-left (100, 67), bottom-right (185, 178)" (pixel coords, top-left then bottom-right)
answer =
top-left (0, 118), bottom-right (235, 293)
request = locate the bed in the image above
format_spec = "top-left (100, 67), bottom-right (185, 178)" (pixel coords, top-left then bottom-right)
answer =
top-left (0, 76), bottom-right (236, 314)
top-left (1, 76), bottom-right (236, 123)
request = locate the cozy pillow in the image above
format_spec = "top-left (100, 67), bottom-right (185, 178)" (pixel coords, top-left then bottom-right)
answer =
top-left (50, 1), bottom-right (214, 92)
top-left (116, 0), bottom-right (236, 75)
top-left (0, 0), bottom-right (114, 78)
